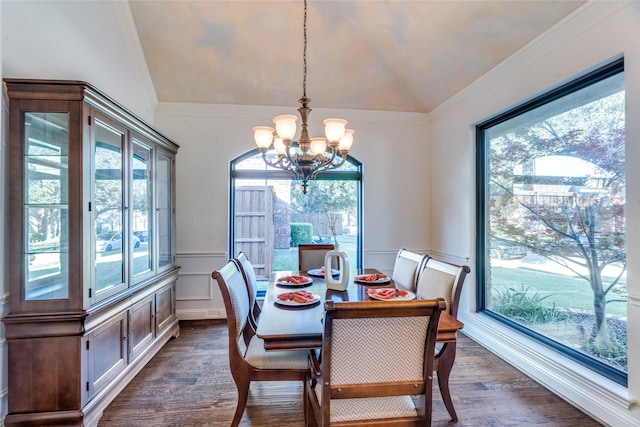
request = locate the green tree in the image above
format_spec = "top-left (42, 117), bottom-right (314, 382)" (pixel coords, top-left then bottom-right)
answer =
top-left (291, 180), bottom-right (355, 213)
top-left (290, 180), bottom-right (356, 243)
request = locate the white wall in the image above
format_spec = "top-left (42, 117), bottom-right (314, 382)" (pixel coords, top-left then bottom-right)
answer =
top-left (153, 103), bottom-right (430, 319)
top-left (1, 0), bottom-right (156, 123)
top-left (428, 1), bottom-right (640, 425)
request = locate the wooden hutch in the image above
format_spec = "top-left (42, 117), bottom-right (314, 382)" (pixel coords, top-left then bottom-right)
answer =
top-left (3, 79), bottom-right (180, 426)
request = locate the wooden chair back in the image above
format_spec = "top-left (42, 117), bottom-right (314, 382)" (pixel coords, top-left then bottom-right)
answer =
top-left (298, 243), bottom-right (337, 271)
top-left (305, 298), bottom-right (446, 426)
top-left (415, 257), bottom-right (469, 318)
top-left (391, 249), bottom-right (428, 291)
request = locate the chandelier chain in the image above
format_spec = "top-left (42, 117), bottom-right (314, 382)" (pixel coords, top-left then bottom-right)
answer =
top-left (303, 0), bottom-right (307, 99)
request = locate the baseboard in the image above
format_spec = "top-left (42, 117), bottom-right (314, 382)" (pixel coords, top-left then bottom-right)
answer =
top-left (461, 312), bottom-right (639, 426)
top-left (177, 308), bottom-right (226, 320)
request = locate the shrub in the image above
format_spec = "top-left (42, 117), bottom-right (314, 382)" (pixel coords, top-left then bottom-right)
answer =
top-left (493, 285), bottom-right (558, 324)
top-left (290, 223), bottom-right (313, 247)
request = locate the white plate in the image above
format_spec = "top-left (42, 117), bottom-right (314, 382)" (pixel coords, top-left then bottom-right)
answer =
top-left (307, 268), bottom-right (339, 278)
top-left (275, 293), bottom-right (321, 306)
top-left (354, 274), bottom-right (391, 284)
top-left (367, 289), bottom-right (416, 301)
top-left (276, 275), bottom-right (313, 287)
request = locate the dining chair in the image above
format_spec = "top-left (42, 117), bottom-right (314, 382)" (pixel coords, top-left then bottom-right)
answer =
top-left (212, 260), bottom-right (310, 427)
top-left (298, 243), bottom-right (337, 272)
top-left (233, 251), bottom-right (261, 330)
top-left (305, 298), bottom-right (446, 427)
top-left (391, 248), bottom-right (428, 291)
top-left (415, 257), bottom-right (470, 422)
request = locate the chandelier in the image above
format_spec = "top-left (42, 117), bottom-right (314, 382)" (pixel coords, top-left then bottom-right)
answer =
top-left (252, 0), bottom-right (354, 194)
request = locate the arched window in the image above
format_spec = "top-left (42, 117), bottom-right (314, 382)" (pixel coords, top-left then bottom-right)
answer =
top-left (229, 149), bottom-right (362, 292)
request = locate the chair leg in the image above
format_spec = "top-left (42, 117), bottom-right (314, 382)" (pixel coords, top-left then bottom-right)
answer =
top-left (436, 342), bottom-right (459, 422)
top-left (231, 378), bottom-right (250, 427)
top-left (302, 379), bottom-right (307, 426)
top-left (304, 380), bottom-right (317, 427)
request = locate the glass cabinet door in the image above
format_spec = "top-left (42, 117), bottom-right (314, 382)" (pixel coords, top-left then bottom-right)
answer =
top-left (24, 112), bottom-right (69, 300)
top-left (157, 151), bottom-right (174, 269)
top-left (132, 139), bottom-right (152, 279)
top-left (93, 118), bottom-right (126, 299)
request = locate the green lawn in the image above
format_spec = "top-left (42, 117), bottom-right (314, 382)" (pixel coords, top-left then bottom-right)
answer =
top-left (491, 265), bottom-right (626, 317)
top-left (271, 234), bottom-right (357, 271)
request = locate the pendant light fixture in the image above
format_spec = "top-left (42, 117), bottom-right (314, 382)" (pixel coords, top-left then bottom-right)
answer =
top-left (252, 0), bottom-right (354, 194)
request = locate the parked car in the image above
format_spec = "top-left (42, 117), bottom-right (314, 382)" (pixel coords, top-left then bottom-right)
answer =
top-left (490, 239), bottom-right (527, 260)
top-left (133, 230), bottom-right (148, 242)
top-left (96, 231), bottom-right (140, 253)
top-left (313, 234), bottom-right (331, 244)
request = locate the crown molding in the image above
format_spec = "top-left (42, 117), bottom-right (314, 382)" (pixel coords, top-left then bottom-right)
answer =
top-left (155, 102), bottom-right (428, 125)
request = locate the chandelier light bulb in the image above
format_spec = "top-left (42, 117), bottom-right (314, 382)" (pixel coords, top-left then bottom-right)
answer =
top-left (310, 137), bottom-right (327, 155)
top-left (323, 118), bottom-right (347, 144)
top-left (273, 137), bottom-right (286, 155)
top-left (273, 115), bottom-right (297, 141)
top-left (338, 129), bottom-right (354, 152)
top-left (253, 126), bottom-right (274, 150)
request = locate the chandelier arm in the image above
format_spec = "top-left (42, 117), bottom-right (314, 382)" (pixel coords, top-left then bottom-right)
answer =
top-left (260, 152), bottom-right (287, 169)
top-left (261, 152), bottom-right (300, 178)
top-left (283, 143), bottom-right (299, 167)
top-left (313, 153), bottom-right (348, 178)
top-left (317, 148), bottom-right (338, 166)
top-left (306, 148), bottom-right (339, 177)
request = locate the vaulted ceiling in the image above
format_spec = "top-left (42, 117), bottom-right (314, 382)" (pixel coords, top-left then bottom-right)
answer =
top-left (128, 0), bottom-right (585, 113)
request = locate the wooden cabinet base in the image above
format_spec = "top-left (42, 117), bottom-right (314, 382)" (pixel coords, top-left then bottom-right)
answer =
top-left (82, 319), bottom-right (180, 427)
top-left (5, 410), bottom-right (85, 427)
top-left (4, 277), bottom-right (180, 427)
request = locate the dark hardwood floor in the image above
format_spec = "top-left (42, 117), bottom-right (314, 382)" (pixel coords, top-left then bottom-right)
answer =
top-left (98, 320), bottom-right (603, 427)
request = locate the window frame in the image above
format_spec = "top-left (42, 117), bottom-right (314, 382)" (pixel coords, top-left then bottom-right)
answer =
top-left (475, 57), bottom-right (626, 386)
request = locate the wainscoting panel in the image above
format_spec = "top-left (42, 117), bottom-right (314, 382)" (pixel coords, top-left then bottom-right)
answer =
top-left (425, 250), bottom-right (470, 267)
top-left (176, 272), bottom-right (213, 301)
top-left (363, 249), bottom-right (432, 277)
top-left (175, 252), bottom-right (228, 320)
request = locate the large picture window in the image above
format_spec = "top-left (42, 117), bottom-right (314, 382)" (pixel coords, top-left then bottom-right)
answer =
top-left (477, 58), bottom-right (626, 385)
top-left (230, 150), bottom-right (362, 293)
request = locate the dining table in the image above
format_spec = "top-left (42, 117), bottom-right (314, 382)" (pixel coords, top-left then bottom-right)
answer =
top-left (255, 268), bottom-right (464, 351)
